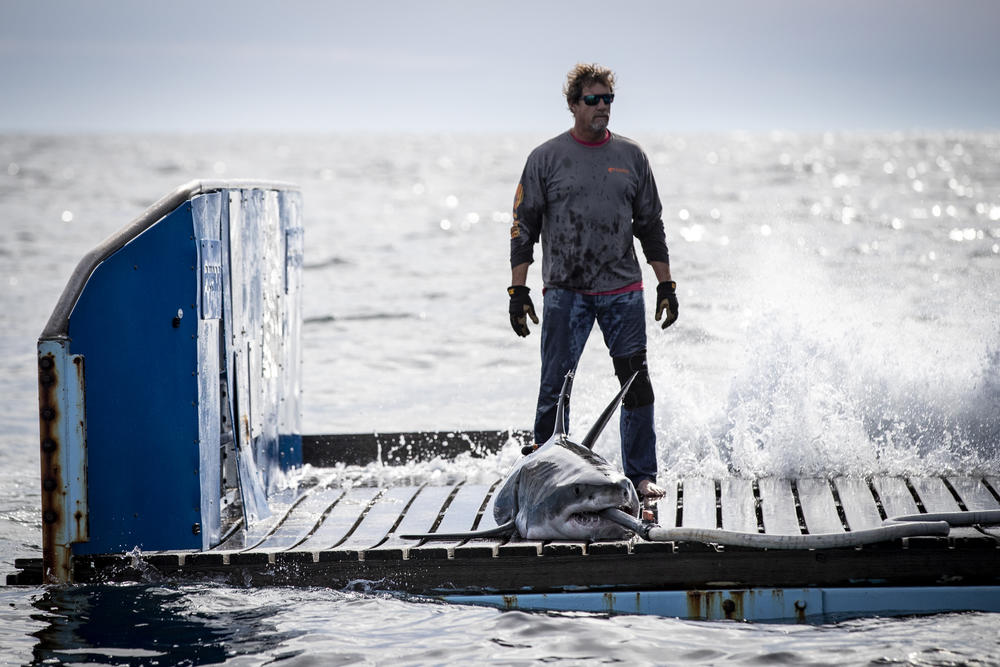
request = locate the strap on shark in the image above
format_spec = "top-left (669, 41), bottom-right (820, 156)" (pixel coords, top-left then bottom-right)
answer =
top-left (551, 369), bottom-right (574, 442)
top-left (521, 369), bottom-right (638, 455)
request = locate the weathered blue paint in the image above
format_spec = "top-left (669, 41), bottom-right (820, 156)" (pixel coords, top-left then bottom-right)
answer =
top-left (67, 203), bottom-right (203, 555)
top-left (441, 586), bottom-right (1000, 621)
top-left (39, 180), bottom-right (302, 572)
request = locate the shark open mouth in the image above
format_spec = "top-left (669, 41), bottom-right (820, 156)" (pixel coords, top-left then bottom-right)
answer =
top-left (569, 504), bottom-right (636, 526)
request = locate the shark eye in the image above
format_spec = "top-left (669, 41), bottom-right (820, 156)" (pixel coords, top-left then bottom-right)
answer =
top-left (574, 486), bottom-right (581, 497)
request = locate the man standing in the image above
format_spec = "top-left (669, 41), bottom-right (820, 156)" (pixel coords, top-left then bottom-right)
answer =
top-left (507, 63), bottom-right (678, 499)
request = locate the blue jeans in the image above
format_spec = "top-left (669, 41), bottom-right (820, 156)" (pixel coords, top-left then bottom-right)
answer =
top-left (534, 288), bottom-right (658, 487)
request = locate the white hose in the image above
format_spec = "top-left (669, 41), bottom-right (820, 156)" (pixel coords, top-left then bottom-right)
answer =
top-left (643, 521), bottom-right (951, 549)
top-left (883, 509), bottom-right (1000, 527)
top-left (598, 508), bottom-right (953, 549)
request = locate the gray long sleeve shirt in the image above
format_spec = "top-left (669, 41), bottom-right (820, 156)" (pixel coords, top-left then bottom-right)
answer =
top-left (510, 131), bottom-right (669, 292)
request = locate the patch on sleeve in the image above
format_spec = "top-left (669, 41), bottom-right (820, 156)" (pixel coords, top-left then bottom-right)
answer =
top-left (511, 183), bottom-right (524, 238)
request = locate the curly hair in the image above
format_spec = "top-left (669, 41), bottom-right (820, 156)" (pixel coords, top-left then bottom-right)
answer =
top-left (563, 63), bottom-right (616, 108)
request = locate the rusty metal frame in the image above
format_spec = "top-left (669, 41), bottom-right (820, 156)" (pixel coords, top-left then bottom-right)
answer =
top-left (37, 339), bottom-right (88, 583)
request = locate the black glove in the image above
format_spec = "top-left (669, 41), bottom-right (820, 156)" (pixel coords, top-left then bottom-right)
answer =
top-left (508, 285), bottom-right (539, 337)
top-left (655, 281), bottom-right (678, 329)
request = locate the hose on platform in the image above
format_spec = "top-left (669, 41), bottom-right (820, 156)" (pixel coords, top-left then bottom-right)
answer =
top-left (883, 509), bottom-right (1000, 527)
top-left (598, 508), bottom-right (953, 550)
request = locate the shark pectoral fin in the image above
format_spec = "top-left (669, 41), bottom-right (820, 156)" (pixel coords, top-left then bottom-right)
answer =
top-left (580, 372), bottom-right (638, 450)
top-left (399, 520), bottom-right (517, 542)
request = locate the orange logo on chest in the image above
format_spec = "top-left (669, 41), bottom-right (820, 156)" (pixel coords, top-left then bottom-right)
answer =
top-left (608, 167), bottom-right (630, 174)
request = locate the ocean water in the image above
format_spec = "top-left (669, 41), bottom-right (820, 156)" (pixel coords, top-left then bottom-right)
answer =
top-left (1, 132), bottom-right (999, 664)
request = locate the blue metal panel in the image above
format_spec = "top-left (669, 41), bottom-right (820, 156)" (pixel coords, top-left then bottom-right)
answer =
top-left (39, 180), bottom-right (301, 578)
top-left (68, 204), bottom-right (202, 554)
top-left (441, 586), bottom-right (1000, 622)
top-left (820, 586), bottom-right (1000, 618)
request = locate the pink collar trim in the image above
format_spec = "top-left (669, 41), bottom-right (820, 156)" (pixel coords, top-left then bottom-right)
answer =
top-left (570, 129), bottom-right (611, 147)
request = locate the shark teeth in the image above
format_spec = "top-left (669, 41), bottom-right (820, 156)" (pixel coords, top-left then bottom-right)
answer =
top-left (569, 504), bottom-right (635, 526)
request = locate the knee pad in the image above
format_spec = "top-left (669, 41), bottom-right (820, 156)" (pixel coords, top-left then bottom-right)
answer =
top-left (613, 351), bottom-right (655, 408)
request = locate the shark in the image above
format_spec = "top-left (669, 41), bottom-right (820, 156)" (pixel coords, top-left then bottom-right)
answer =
top-left (402, 370), bottom-right (641, 542)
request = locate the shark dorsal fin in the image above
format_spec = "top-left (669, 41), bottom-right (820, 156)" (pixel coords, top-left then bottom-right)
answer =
top-left (552, 369), bottom-right (575, 441)
top-left (580, 371), bottom-right (639, 450)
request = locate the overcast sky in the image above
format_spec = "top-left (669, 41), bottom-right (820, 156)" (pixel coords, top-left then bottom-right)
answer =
top-left (3, 0), bottom-right (999, 133)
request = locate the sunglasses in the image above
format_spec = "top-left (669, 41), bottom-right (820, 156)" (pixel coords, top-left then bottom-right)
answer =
top-left (581, 93), bottom-right (614, 106)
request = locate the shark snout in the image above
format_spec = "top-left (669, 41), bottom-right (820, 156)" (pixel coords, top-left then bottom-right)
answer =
top-left (619, 478), bottom-right (640, 514)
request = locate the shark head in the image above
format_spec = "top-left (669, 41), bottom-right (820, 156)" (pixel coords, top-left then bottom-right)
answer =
top-left (493, 370), bottom-right (642, 541)
top-left (509, 438), bottom-right (640, 540)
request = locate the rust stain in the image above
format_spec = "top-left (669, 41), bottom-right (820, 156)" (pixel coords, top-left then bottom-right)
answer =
top-left (724, 590), bottom-right (744, 620)
top-left (794, 598), bottom-right (808, 623)
top-left (689, 590), bottom-right (747, 620)
top-left (38, 351), bottom-right (66, 583)
top-left (686, 590), bottom-right (704, 619)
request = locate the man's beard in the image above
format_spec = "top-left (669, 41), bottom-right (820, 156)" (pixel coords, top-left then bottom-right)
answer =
top-left (590, 116), bottom-right (609, 132)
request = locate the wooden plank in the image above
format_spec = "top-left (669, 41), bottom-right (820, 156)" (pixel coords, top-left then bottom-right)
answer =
top-left (757, 478), bottom-right (800, 535)
top-left (249, 488), bottom-right (345, 551)
top-left (912, 477), bottom-right (995, 541)
top-left (212, 486), bottom-right (315, 551)
top-left (719, 478), bottom-right (757, 533)
top-left (986, 477), bottom-right (1000, 539)
top-left (681, 478), bottom-right (717, 529)
top-left (796, 478), bottom-right (844, 534)
top-left (987, 477), bottom-right (1000, 500)
top-left (647, 478), bottom-right (679, 527)
top-left (834, 477), bottom-right (883, 531)
top-left (369, 485), bottom-right (456, 552)
top-left (213, 522), bottom-right (250, 551)
top-left (430, 484), bottom-right (493, 535)
top-left (454, 481), bottom-right (512, 557)
top-left (909, 477), bottom-right (961, 514)
top-left (474, 479), bottom-right (504, 531)
top-left (293, 486), bottom-right (381, 551)
top-left (870, 476), bottom-right (920, 520)
top-left (985, 477), bottom-right (1000, 538)
top-left (947, 477), bottom-right (1000, 510)
top-left (949, 476), bottom-right (1000, 542)
top-left (410, 484), bottom-right (493, 554)
top-left (331, 486), bottom-right (423, 552)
